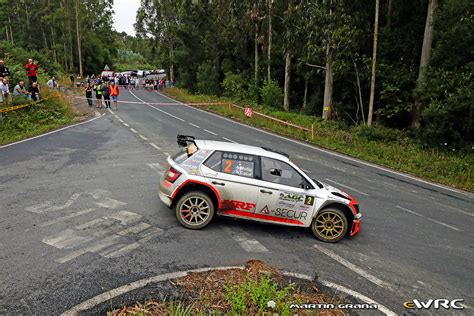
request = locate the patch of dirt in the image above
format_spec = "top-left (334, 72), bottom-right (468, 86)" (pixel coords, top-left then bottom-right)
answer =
top-left (62, 87), bottom-right (99, 122)
top-left (109, 260), bottom-right (349, 315)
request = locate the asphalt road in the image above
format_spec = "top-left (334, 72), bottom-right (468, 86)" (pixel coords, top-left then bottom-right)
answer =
top-left (0, 88), bottom-right (472, 315)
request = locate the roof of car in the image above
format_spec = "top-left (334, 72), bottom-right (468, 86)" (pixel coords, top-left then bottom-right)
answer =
top-left (195, 140), bottom-right (290, 162)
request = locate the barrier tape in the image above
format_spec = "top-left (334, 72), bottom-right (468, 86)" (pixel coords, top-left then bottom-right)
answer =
top-left (0, 94), bottom-right (59, 114)
top-left (70, 95), bottom-right (228, 106)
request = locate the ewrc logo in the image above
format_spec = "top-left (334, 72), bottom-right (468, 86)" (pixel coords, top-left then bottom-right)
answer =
top-left (403, 299), bottom-right (464, 310)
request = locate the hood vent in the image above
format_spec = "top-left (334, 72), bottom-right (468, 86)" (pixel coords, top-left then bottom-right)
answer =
top-left (331, 192), bottom-right (351, 201)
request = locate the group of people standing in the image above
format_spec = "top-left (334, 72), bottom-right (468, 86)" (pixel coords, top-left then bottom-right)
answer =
top-left (84, 80), bottom-right (120, 109)
top-left (0, 58), bottom-right (42, 103)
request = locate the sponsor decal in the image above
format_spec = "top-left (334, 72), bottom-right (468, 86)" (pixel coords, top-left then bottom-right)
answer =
top-left (279, 192), bottom-right (304, 203)
top-left (304, 195), bottom-right (315, 206)
top-left (403, 299), bottom-right (464, 310)
top-left (223, 200), bottom-right (256, 211)
top-left (259, 205), bottom-right (307, 221)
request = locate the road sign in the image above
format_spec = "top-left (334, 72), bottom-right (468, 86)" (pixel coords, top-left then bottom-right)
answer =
top-left (244, 106), bottom-right (253, 118)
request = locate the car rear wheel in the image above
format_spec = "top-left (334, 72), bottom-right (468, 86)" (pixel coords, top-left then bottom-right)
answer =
top-left (311, 207), bottom-right (348, 243)
top-left (175, 191), bottom-right (215, 229)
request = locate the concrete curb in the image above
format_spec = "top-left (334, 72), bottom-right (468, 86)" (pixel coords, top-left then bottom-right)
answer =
top-left (61, 266), bottom-right (397, 316)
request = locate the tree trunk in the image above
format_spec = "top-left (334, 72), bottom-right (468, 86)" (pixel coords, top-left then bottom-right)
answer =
top-left (322, 44), bottom-right (333, 120)
top-left (267, 0), bottom-right (272, 81)
top-left (75, 0), bottom-right (83, 77)
top-left (353, 59), bottom-right (365, 125)
top-left (302, 77), bottom-right (308, 111)
top-left (283, 51), bottom-right (291, 111)
top-left (254, 16), bottom-right (259, 85)
top-left (368, 0), bottom-right (380, 127)
top-left (7, 15), bottom-right (13, 44)
top-left (412, 0), bottom-right (438, 128)
top-left (169, 45), bottom-right (174, 81)
top-left (386, 0), bottom-right (393, 29)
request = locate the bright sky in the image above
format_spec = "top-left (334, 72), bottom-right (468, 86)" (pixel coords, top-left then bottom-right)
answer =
top-left (113, 0), bottom-right (141, 36)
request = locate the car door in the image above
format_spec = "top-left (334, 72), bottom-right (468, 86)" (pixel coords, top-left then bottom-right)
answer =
top-left (201, 151), bottom-right (260, 216)
top-left (255, 156), bottom-right (316, 227)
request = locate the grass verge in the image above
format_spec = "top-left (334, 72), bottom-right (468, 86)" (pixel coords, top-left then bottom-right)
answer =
top-left (162, 88), bottom-right (473, 191)
top-left (0, 89), bottom-right (75, 145)
top-left (110, 260), bottom-right (348, 315)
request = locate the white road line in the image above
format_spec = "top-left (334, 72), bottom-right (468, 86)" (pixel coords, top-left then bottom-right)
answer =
top-left (164, 152), bottom-right (170, 156)
top-left (75, 218), bottom-right (107, 230)
top-left (139, 134), bottom-right (148, 140)
top-left (103, 242), bottom-right (142, 258)
top-left (40, 208), bottom-right (96, 227)
top-left (25, 193), bottom-right (82, 214)
top-left (301, 168), bottom-right (311, 173)
top-left (222, 137), bottom-right (236, 143)
top-left (203, 129), bottom-right (217, 136)
top-left (189, 123), bottom-right (201, 128)
top-left (118, 119), bottom-right (124, 123)
top-left (130, 128), bottom-right (138, 133)
top-left (395, 206), bottom-right (461, 231)
top-left (42, 229), bottom-right (93, 249)
top-left (117, 222), bottom-right (151, 236)
top-left (157, 91), bottom-right (471, 197)
top-left (56, 235), bottom-right (120, 264)
top-left (123, 122), bottom-right (130, 127)
top-left (107, 108), bottom-right (114, 114)
top-left (0, 115), bottom-right (103, 149)
top-left (313, 244), bottom-right (392, 289)
top-left (147, 163), bottom-right (163, 172)
top-left (129, 90), bottom-right (185, 122)
top-left (221, 226), bottom-right (268, 253)
top-left (324, 178), bottom-right (369, 196)
top-left (320, 280), bottom-right (397, 316)
top-left (149, 143), bottom-right (161, 150)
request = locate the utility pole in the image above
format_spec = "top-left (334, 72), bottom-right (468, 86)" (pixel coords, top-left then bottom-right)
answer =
top-left (367, 0), bottom-right (380, 126)
top-left (267, 0), bottom-right (272, 82)
top-left (75, 0), bottom-right (83, 77)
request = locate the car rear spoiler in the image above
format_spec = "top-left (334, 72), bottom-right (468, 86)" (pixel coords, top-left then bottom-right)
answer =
top-left (177, 135), bottom-right (197, 147)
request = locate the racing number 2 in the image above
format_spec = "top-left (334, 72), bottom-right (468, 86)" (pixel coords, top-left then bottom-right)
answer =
top-left (224, 159), bottom-right (232, 173)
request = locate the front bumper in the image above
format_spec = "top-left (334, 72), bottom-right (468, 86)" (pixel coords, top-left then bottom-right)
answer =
top-left (350, 213), bottom-right (362, 236)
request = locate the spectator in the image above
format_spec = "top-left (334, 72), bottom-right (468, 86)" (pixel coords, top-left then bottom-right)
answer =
top-left (0, 60), bottom-right (10, 78)
top-left (109, 81), bottom-right (120, 110)
top-left (13, 81), bottom-right (28, 98)
top-left (0, 78), bottom-right (10, 101)
top-left (47, 76), bottom-right (57, 89)
top-left (102, 81), bottom-right (111, 109)
top-left (25, 58), bottom-right (39, 83)
top-left (84, 83), bottom-right (93, 107)
top-left (93, 80), bottom-right (103, 108)
top-left (28, 82), bottom-right (40, 101)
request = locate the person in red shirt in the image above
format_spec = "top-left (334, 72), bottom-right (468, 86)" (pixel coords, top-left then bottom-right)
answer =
top-left (109, 81), bottom-right (120, 110)
top-left (25, 58), bottom-right (39, 83)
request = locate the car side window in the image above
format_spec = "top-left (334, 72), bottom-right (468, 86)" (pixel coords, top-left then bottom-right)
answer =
top-left (261, 157), bottom-right (309, 188)
top-left (203, 151), bottom-right (222, 172)
top-left (221, 152), bottom-right (256, 178)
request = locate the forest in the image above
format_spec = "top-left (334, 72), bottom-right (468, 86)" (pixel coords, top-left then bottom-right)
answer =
top-left (0, 0), bottom-right (472, 153)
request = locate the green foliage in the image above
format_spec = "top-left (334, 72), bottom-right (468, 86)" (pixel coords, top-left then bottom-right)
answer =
top-left (196, 63), bottom-right (220, 95)
top-left (261, 80), bottom-right (283, 108)
top-left (224, 277), bottom-right (292, 315)
top-left (0, 91), bottom-right (74, 145)
top-left (222, 71), bottom-right (246, 97)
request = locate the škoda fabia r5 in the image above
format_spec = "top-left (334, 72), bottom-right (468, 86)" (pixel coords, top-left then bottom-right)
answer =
top-left (159, 135), bottom-right (361, 242)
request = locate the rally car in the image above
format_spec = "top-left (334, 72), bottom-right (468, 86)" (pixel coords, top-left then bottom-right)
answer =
top-left (159, 135), bottom-right (361, 242)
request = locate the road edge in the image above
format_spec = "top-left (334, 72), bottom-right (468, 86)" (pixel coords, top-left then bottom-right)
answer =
top-left (60, 266), bottom-right (397, 316)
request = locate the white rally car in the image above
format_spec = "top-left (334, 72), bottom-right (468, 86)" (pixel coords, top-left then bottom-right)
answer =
top-left (159, 135), bottom-right (361, 242)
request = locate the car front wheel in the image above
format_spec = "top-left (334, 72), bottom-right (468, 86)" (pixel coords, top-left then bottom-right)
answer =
top-left (175, 191), bottom-right (215, 229)
top-left (311, 207), bottom-right (348, 243)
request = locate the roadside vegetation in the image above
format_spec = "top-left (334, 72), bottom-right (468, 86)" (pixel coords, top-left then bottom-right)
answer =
top-left (163, 87), bottom-right (473, 191)
top-left (109, 260), bottom-right (346, 315)
top-left (0, 89), bottom-right (74, 145)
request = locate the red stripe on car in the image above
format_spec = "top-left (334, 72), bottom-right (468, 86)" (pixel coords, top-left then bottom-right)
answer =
top-left (171, 179), bottom-right (222, 208)
top-left (219, 209), bottom-right (304, 226)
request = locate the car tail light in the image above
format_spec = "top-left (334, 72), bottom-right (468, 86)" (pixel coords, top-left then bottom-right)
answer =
top-left (166, 167), bottom-right (181, 183)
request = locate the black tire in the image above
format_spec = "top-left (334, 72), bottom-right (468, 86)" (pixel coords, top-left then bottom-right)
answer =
top-left (175, 191), bottom-right (215, 230)
top-left (311, 207), bottom-right (348, 243)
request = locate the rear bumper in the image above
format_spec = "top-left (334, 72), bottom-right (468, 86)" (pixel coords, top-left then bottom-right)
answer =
top-left (350, 213), bottom-right (362, 236)
top-left (159, 190), bottom-right (172, 208)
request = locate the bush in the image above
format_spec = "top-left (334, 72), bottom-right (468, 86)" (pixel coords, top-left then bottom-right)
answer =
top-left (261, 80), bottom-right (283, 108)
top-left (222, 71), bottom-right (246, 97)
top-left (355, 125), bottom-right (406, 143)
top-left (196, 63), bottom-right (220, 95)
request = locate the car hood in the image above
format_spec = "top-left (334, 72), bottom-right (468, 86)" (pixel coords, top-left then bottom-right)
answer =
top-left (313, 179), bottom-right (354, 202)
